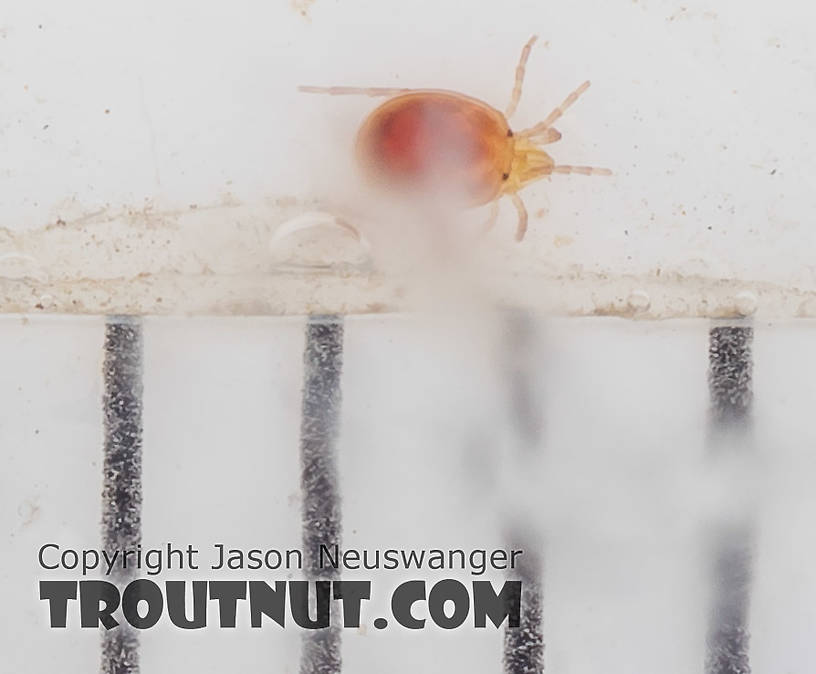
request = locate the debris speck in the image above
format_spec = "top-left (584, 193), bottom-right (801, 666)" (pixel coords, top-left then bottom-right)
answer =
top-left (292, 0), bottom-right (316, 19)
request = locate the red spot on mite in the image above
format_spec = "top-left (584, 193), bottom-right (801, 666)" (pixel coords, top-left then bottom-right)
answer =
top-left (359, 93), bottom-right (511, 205)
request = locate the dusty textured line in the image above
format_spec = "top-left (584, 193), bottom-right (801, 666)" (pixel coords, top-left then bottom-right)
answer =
top-left (502, 310), bottom-right (545, 674)
top-left (504, 548), bottom-right (544, 674)
top-left (299, 316), bottom-right (344, 674)
top-left (706, 527), bottom-right (753, 674)
top-left (705, 324), bottom-right (753, 674)
top-left (101, 317), bottom-right (144, 674)
top-left (708, 326), bottom-right (753, 432)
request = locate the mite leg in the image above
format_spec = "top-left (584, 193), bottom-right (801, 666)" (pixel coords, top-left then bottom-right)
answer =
top-left (510, 193), bottom-right (529, 242)
top-left (527, 127), bottom-right (562, 145)
top-left (519, 80), bottom-right (591, 138)
top-left (552, 165), bottom-right (613, 176)
top-left (298, 85), bottom-right (417, 97)
top-left (481, 200), bottom-right (501, 235)
top-left (505, 35), bottom-right (539, 119)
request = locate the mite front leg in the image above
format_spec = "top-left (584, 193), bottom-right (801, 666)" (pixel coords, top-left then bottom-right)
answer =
top-left (552, 165), bottom-right (612, 176)
top-left (519, 80), bottom-right (592, 138)
top-left (505, 35), bottom-right (539, 119)
top-left (527, 127), bottom-right (562, 145)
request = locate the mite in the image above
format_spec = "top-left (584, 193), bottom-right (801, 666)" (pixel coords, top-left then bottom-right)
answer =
top-left (300, 36), bottom-right (611, 242)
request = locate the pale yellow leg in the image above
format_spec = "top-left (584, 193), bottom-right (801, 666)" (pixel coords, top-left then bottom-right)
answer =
top-left (552, 165), bottom-right (613, 176)
top-left (520, 80), bottom-right (591, 137)
top-left (481, 200), bottom-right (500, 234)
top-left (298, 85), bottom-right (417, 97)
top-left (528, 127), bottom-right (562, 145)
top-left (510, 193), bottom-right (529, 242)
top-left (505, 35), bottom-right (538, 119)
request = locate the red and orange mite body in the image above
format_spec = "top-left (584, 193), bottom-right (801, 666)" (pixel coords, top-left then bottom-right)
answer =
top-left (300, 36), bottom-right (610, 241)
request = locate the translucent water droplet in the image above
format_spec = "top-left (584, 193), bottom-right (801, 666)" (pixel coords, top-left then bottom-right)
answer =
top-left (627, 289), bottom-right (651, 312)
